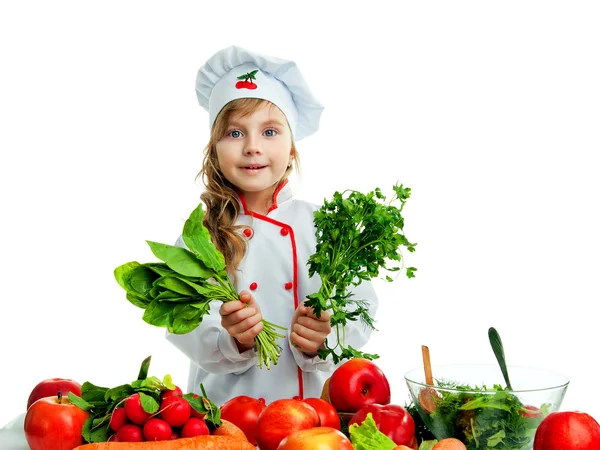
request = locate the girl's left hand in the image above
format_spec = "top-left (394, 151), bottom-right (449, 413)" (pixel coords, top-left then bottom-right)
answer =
top-left (290, 302), bottom-right (332, 356)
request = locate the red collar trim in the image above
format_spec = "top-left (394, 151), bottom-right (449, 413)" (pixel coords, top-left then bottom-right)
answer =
top-left (237, 179), bottom-right (289, 216)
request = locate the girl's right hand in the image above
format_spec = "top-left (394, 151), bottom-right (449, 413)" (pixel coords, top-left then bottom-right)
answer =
top-left (219, 290), bottom-right (264, 352)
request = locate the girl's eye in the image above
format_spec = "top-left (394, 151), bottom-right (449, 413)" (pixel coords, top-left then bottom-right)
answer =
top-left (264, 129), bottom-right (277, 137)
top-left (229, 130), bottom-right (242, 138)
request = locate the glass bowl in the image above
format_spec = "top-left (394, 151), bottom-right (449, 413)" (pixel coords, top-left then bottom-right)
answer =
top-left (404, 364), bottom-right (569, 450)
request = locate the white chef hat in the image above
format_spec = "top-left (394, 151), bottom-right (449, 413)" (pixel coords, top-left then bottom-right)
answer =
top-left (195, 45), bottom-right (324, 141)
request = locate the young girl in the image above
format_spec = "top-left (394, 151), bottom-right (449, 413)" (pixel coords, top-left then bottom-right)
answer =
top-left (166, 45), bottom-right (379, 406)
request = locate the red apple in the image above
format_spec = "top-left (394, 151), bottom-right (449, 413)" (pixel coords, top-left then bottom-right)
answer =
top-left (24, 393), bottom-right (89, 450)
top-left (328, 358), bottom-right (391, 412)
top-left (349, 403), bottom-right (415, 446)
top-left (27, 378), bottom-right (82, 410)
top-left (534, 410), bottom-right (600, 449)
top-left (301, 398), bottom-right (341, 430)
top-left (277, 426), bottom-right (353, 449)
top-left (255, 398), bottom-right (320, 450)
top-left (220, 395), bottom-right (267, 445)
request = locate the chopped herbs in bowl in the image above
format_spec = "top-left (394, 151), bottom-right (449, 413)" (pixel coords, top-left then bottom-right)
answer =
top-left (404, 364), bottom-right (569, 450)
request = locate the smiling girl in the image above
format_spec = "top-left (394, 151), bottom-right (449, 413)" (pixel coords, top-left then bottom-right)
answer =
top-left (166, 46), bottom-right (379, 406)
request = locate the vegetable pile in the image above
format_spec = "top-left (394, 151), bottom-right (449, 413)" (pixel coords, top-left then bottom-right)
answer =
top-left (68, 356), bottom-right (225, 443)
top-left (114, 204), bottom-right (286, 369)
top-left (306, 183), bottom-right (417, 363)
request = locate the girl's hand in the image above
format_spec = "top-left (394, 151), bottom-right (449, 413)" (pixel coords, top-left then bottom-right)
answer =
top-left (220, 290), bottom-right (264, 352)
top-left (290, 302), bottom-right (332, 356)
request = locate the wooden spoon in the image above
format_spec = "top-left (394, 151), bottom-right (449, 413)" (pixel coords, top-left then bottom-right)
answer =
top-left (418, 345), bottom-right (440, 413)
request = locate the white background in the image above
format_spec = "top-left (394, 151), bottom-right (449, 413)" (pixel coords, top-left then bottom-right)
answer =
top-left (1, 0), bottom-right (599, 429)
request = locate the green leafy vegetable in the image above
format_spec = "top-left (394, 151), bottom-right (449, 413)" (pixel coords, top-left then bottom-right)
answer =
top-left (68, 356), bottom-right (221, 443)
top-left (418, 441), bottom-right (439, 450)
top-left (413, 380), bottom-right (550, 450)
top-left (115, 203), bottom-right (286, 369)
top-left (306, 183), bottom-right (417, 363)
top-left (349, 412), bottom-right (397, 450)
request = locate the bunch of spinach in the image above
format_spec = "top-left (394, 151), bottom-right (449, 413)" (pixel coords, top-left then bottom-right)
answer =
top-left (306, 183), bottom-right (417, 363)
top-left (114, 203), bottom-right (286, 369)
top-left (68, 356), bottom-right (221, 443)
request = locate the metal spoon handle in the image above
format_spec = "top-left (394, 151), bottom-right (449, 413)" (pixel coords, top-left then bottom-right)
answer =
top-left (488, 327), bottom-right (513, 390)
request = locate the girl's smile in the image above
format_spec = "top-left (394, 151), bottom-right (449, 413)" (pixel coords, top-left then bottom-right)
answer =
top-left (241, 163), bottom-right (268, 174)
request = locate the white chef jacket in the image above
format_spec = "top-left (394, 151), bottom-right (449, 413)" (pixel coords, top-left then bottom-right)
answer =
top-left (166, 180), bottom-right (379, 406)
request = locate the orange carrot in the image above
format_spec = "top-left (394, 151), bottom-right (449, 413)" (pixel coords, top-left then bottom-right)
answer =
top-left (212, 419), bottom-right (247, 440)
top-left (73, 435), bottom-right (254, 450)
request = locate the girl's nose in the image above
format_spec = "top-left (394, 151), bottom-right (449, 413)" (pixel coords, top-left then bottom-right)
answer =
top-left (244, 134), bottom-right (262, 155)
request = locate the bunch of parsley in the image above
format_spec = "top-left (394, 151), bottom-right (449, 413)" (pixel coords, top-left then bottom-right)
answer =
top-left (305, 183), bottom-right (417, 363)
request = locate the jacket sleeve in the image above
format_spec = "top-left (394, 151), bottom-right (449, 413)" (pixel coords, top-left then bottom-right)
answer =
top-left (164, 235), bottom-right (258, 375)
top-left (288, 279), bottom-right (379, 372)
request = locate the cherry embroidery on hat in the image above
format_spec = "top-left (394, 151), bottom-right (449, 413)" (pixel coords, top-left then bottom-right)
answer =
top-left (235, 70), bottom-right (258, 90)
top-left (285, 282), bottom-right (293, 290)
top-left (249, 282), bottom-right (258, 290)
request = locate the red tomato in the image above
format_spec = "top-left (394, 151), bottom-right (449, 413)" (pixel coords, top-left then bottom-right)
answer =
top-left (301, 398), bottom-right (341, 430)
top-left (24, 394), bottom-right (89, 450)
top-left (220, 395), bottom-right (267, 446)
top-left (349, 403), bottom-right (416, 446)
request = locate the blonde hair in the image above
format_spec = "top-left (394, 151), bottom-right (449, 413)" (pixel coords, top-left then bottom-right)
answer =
top-left (197, 98), bottom-right (300, 273)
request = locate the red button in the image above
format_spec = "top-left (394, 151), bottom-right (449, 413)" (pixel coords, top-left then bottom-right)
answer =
top-left (243, 228), bottom-right (253, 238)
top-left (280, 227), bottom-right (289, 236)
top-left (285, 282), bottom-right (293, 290)
top-left (249, 282), bottom-right (258, 291)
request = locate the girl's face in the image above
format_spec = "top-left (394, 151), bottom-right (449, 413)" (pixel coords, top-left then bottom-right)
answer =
top-left (216, 102), bottom-right (293, 213)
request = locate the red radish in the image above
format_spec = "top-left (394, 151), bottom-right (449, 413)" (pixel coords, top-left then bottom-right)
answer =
top-left (161, 386), bottom-right (183, 400)
top-left (109, 407), bottom-right (128, 432)
top-left (160, 396), bottom-right (191, 427)
top-left (124, 393), bottom-right (152, 425)
top-left (143, 417), bottom-right (172, 441)
top-left (521, 405), bottom-right (542, 418)
top-left (189, 394), bottom-right (205, 419)
top-left (115, 423), bottom-right (143, 442)
top-left (181, 417), bottom-right (210, 438)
